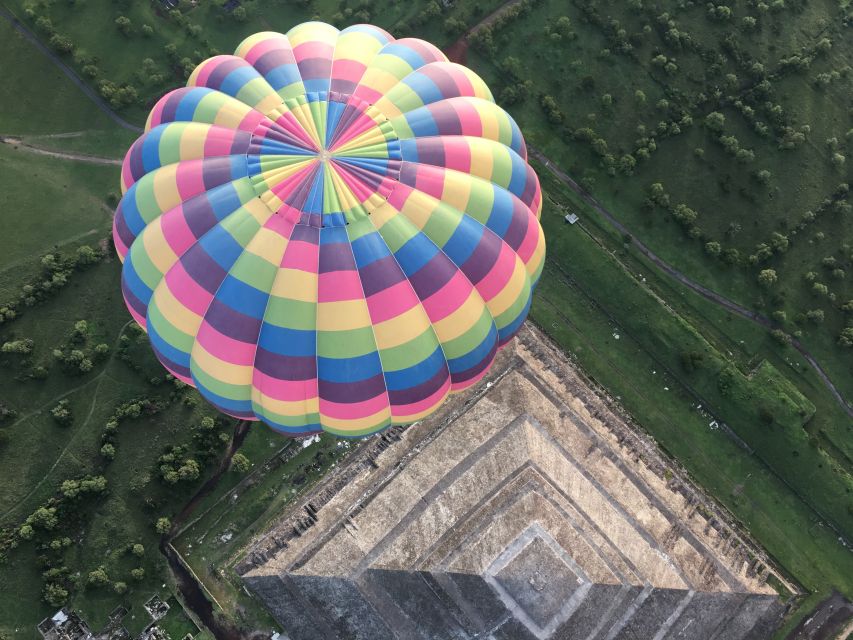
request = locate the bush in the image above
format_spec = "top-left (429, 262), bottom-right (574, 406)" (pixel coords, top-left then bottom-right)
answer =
top-left (50, 399), bottom-right (73, 427)
top-left (155, 517), bottom-right (171, 534)
top-left (232, 452), bottom-right (250, 474)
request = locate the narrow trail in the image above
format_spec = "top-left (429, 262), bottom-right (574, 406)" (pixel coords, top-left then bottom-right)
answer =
top-left (1, 136), bottom-right (122, 165)
top-left (0, 319), bottom-right (134, 523)
top-left (531, 149), bottom-right (853, 419)
top-left (445, 0), bottom-right (524, 64)
top-left (0, 5), bottom-right (142, 133)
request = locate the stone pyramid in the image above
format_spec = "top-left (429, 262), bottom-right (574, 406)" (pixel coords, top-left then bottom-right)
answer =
top-left (240, 327), bottom-right (789, 640)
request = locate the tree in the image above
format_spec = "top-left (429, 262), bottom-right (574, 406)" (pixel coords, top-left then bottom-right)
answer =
top-left (43, 583), bottom-right (69, 607)
top-left (131, 543), bottom-right (145, 557)
top-left (705, 111), bottom-right (725, 133)
top-left (115, 16), bottom-right (132, 36)
top-left (155, 517), bottom-right (171, 534)
top-left (141, 24), bottom-right (154, 37)
top-left (131, 567), bottom-right (145, 581)
top-left (812, 282), bottom-right (829, 296)
top-left (28, 506), bottom-right (58, 530)
top-left (50, 399), bottom-right (73, 427)
top-left (770, 329), bottom-right (791, 346)
top-left (88, 566), bottom-right (110, 587)
top-left (704, 241), bottom-right (721, 257)
top-left (2, 339), bottom-right (34, 354)
top-left (100, 443), bottom-right (116, 460)
top-left (232, 452), bottom-right (250, 474)
top-left (114, 581), bottom-right (127, 594)
top-left (758, 269), bottom-right (778, 287)
top-left (806, 309), bottom-right (824, 323)
top-left (838, 328), bottom-right (853, 348)
top-left (19, 524), bottom-right (34, 540)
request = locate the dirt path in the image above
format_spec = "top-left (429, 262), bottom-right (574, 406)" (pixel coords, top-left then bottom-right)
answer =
top-left (445, 0), bottom-right (524, 64)
top-left (1, 136), bottom-right (122, 165)
top-left (531, 148), bottom-right (853, 419)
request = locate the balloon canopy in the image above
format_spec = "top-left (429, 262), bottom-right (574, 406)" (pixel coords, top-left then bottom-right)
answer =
top-left (114, 22), bottom-right (545, 437)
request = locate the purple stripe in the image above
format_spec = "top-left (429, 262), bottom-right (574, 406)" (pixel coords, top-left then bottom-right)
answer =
top-left (121, 278), bottom-right (148, 319)
top-left (152, 348), bottom-right (191, 380)
top-left (181, 245), bottom-right (227, 295)
top-left (254, 349), bottom-right (317, 380)
top-left (204, 299), bottom-right (262, 343)
top-left (451, 341), bottom-right (497, 384)
top-left (319, 242), bottom-right (356, 273)
top-left (319, 374), bottom-right (386, 403)
top-left (297, 57), bottom-right (331, 80)
top-left (519, 167), bottom-right (538, 208)
top-left (183, 194), bottom-right (219, 239)
top-left (501, 201), bottom-right (531, 252)
top-left (202, 158), bottom-right (238, 191)
top-left (160, 90), bottom-right (187, 125)
top-left (114, 203), bottom-right (137, 251)
top-left (414, 140), bottom-right (446, 167)
top-left (359, 255), bottom-right (406, 297)
top-left (128, 140), bottom-right (146, 182)
top-left (290, 224), bottom-right (320, 244)
top-left (408, 254), bottom-right (456, 300)
top-left (460, 231), bottom-right (501, 285)
top-left (388, 366), bottom-right (449, 406)
top-left (205, 58), bottom-right (248, 90)
top-left (253, 49), bottom-right (296, 77)
top-left (230, 130), bottom-right (253, 154)
top-left (330, 78), bottom-right (358, 94)
top-left (429, 104), bottom-right (463, 135)
top-left (420, 67), bottom-right (462, 101)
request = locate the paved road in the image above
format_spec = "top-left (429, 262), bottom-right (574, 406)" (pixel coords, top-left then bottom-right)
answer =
top-left (0, 5), bottom-right (143, 133)
top-left (531, 148), bottom-right (853, 419)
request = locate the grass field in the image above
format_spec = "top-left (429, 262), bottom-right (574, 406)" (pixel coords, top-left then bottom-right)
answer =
top-left (466, 0), bottom-right (852, 398)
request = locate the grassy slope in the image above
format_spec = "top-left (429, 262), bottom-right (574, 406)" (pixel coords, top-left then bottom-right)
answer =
top-left (532, 166), bottom-right (852, 636)
top-left (467, 0), bottom-right (852, 398)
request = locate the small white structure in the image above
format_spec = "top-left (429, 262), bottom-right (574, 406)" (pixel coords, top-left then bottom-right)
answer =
top-left (564, 213), bottom-right (579, 224)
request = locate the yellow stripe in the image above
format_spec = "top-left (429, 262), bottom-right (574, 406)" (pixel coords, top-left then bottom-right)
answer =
top-left (431, 290), bottom-right (483, 343)
top-left (179, 127), bottom-right (206, 161)
top-left (316, 300), bottom-right (371, 331)
top-left (151, 165), bottom-right (181, 217)
top-left (321, 407), bottom-right (390, 432)
top-left (270, 268), bottom-right (317, 301)
top-left (151, 282), bottom-right (202, 336)
top-left (440, 171), bottom-right (474, 212)
top-left (253, 391), bottom-right (319, 416)
top-left (486, 259), bottom-right (528, 316)
top-left (373, 305), bottom-right (431, 349)
top-left (191, 341), bottom-right (253, 386)
top-left (247, 226), bottom-right (289, 265)
top-left (141, 219), bottom-right (178, 276)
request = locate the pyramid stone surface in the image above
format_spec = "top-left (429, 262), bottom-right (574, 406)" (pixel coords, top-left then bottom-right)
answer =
top-left (239, 325), bottom-right (791, 640)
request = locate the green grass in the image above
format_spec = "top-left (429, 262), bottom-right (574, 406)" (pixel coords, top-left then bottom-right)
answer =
top-left (0, 20), bottom-right (118, 134)
top-left (466, 0), bottom-right (852, 398)
top-left (0, 144), bottom-right (115, 272)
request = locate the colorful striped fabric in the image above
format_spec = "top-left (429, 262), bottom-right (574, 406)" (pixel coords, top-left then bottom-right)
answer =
top-left (114, 22), bottom-right (545, 437)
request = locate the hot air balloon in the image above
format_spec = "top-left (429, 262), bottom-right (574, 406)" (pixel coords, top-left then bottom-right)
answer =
top-left (114, 22), bottom-right (545, 437)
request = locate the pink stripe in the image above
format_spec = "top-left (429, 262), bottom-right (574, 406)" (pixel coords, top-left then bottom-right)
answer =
top-left (269, 164), bottom-right (318, 200)
top-left (474, 243), bottom-right (515, 301)
top-left (123, 295), bottom-right (146, 328)
top-left (168, 369), bottom-right (193, 385)
top-left (330, 112), bottom-right (379, 149)
top-left (421, 271), bottom-right (472, 322)
top-left (253, 370), bottom-right (318, 402)
top-left (196, 321), bottom-right (257, 366)
top-left (318, 271), bottom-right (362, 302)
top-left (515, 209), bottom-right (542, 265)
top-left (281, 238), bottom-right (317, 271)
top-left (453, 98), bottom-right (484, 137)
top-left (442, 138), bottom-right (472, 173)
top-left (160, 207), bottom-right (198, 256)
top-left (113, 228), bottom-right (129, 260)
top-left (293, 41), bottom-right (334, 64)
top-left (352, 85), bottom-right (383, 105)
top-left (331, 59), bottom-right (367, 85)
top-left (335, 165), bottom-right (374, 203)
top-left (387, 182), bottom-right (413, 209)
top-left (237, 110), bottom-right (267, 133)
top-left (391, 377), bottom-right (450, 419)
top-left (203, 128), bottom-right (237, 157)
top-left (164, 262), bottom-right (212, 316)
top-left (365, 280), bottom-right (418, 324)
top-left (244, 36), bottom-right (294, 65)
top-left (320, 393), bottom-right (388, 420)
top-left (193, 56), bottom-right (233, 87)
top-left (413, 164), bottom-right (446, 199)
top-left (272, 113), bottom-right (319, 150)
top-left (450, 359), bottom-right (493, 392)
top-left (176, 161), bottom-right (207, 200)
top-left (121, 145), bottom-right (137, 190)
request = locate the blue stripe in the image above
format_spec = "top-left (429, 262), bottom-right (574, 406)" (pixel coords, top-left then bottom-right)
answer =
top-left (258, 325), bottom-right (316, 356)
top-left (351, 231), bottom-right (391, 268)
top-left (394, 232), bottom-right (439, 274)
top-left (441, 214), bottom-right (484, 265)
top-left (447, 324), bottom-right (498, 373)
top-left (318, 351), bottom-right (383, 382)
top-left (383, 346), bottom-right (445, 389)
top-left (215, 275), bottom-right (270, 319)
